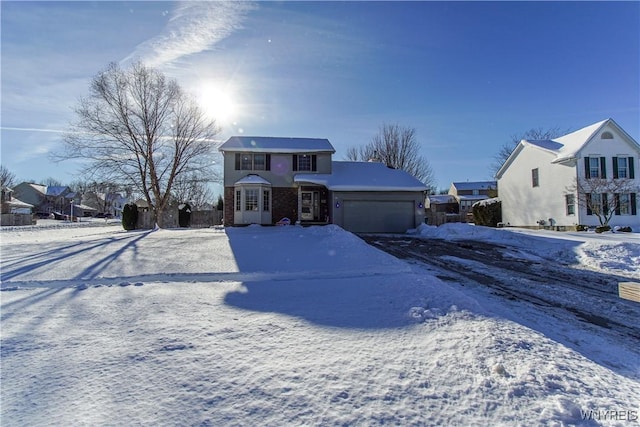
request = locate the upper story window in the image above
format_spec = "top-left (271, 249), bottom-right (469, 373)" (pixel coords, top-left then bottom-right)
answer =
top-left (613, 156), bottom-right (635, 179)
top-left (585, 156), bottom-right (606, 179)
top-left (531, 168), bottom-right (539, 187)
top-left (615, 157), bottom-right (628, 179)
top-left (293, 154), bottom-right (317, 172)
top-left (601, 131), bottom-right (613, 139)
top-left (235, 153), bottom-right (271, 171)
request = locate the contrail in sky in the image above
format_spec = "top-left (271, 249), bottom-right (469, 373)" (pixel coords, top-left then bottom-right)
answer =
top-left (123, 1), bottom-right (256, 68)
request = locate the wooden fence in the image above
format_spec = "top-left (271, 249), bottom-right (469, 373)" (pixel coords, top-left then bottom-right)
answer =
top-left (136, 209), bottom-right (223, 229)
top-left (0, 214), bottom-right (36, 226)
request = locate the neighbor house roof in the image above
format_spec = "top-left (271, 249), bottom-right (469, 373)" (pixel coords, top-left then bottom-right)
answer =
top-left (294, 161), bottom-right (427, 192)
top-left (496, 118), bottom-right (640, 178)
top-left (219, 136), bottom-right (335, 154)
top-left (45, 186), bottom-right (71, 197)
top-left (427, 195), bottom-right (456, 204)
top-left (451, 181), bottom-right (496, 191)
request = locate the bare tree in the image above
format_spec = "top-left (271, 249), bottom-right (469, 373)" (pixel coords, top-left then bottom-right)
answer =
top-left (345, 123), bottom-right (435, 187)
top-left (0, 165), bottom-right (16, 188)
top-left (171, 172), bottom-right (215, 210)
top-left (56, 62), bottom-right (220, 227)
top-left (567, 178), bottom-right (639, 226)
top-left (492, 126), bottom-right (571, 177)
top-left (70, 179), bottom-right (121, 213)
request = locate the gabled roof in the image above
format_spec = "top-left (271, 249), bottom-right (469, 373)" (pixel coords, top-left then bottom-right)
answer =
top-left (235, 174), bottom-right (271, 186)
top-left (219, 136), bottom-right (335, 154)
top-left (496, 118), bottom-right (640, 178)
top-left (294, 161), bottom-right (427, 192)
top-left (45, 186), bottom-right (71, 197)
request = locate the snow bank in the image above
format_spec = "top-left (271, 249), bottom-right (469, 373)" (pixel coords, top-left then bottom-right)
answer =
top-left (1, 223), bottom-right (638, 426)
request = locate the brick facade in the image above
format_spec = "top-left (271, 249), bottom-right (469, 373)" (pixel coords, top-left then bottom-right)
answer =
top-left (272, 187), bottom-right (298, 224)
top-left (224, 186), bottom-right (298, 226)
top-left (223, 187), bottom-right (235, 227)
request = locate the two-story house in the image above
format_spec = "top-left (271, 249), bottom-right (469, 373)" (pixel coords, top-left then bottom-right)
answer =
top-left (12, 183), bottom-right (76, 216)
top-left (448, 181), bottom-right (497, 218)
top-left (219, 136), bottom-right (427, 233)
top-left (496, 118), bottom-right (640, 229)
top-left (1, 186), bottom-right (34, 214)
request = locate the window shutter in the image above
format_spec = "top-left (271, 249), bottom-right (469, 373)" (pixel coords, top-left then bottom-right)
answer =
top-left (584, 157), bottom-right (590, 179)
top-left (311, 155), bottom-right (317, 172)
top-left (629, 157), bottom-right (635, 179)
top-left (613, 157), bottom-right (619, 179)
top-left (632, 193), bottom-right (637, 215)
top-left (586, 193), bottom-right (592, 215)
top-left (600, 157), bottom-right (606, 179)
top-left (602, 193), bottom-right (608, 215)
top-left (235, 153), bottom-right (241, 170)
top-left (265, 154), bottom-right (271, 171)
top-left (614, 194), bottom-right (621, 215)
top-left (292, 155), bottom-right (298, 171)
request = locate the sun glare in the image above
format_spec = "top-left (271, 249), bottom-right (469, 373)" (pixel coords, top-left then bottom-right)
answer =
top-left (199, 82), bottom-right (238, 124)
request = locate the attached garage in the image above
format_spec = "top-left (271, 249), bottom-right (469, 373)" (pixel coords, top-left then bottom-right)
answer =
top-left (295, 162), bottom-right (427, 233)
top-left (342, 200), bottom-right (415, 233)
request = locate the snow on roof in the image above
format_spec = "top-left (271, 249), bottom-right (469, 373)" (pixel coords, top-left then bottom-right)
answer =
top-left (235, 174), bottom-right (272, 186)
top-left (427, 195), bottom-right (456, 204)
top-left (458, 195), bottom-right (490, 201)
top-left (551, 119), bottom-right (609, 162)
top-left (29, 184), bottom-right (47, 195)
top-left (45, 186), bottom-right (70, 196)
top-left (294, 161), bottom-right (427, 192)
top-left (451, 181), bottom-right (496, 191)
top-left (6, 198), bottom-right (34, 208)
top-left (526, 139), bottom-right (564, 152)
top-left (219, 136), bottom-right (335, 154)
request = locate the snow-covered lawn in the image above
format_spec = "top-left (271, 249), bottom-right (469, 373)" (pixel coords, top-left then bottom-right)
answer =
top-left (1, 223), bottom-right (639, 426)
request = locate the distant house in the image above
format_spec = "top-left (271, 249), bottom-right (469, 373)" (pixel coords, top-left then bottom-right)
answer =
top-left (496, 118), bottom-right (640, 229)
top-left (12, 183), bottom-right (75, 216)
top-left (219, 136), bottom-right (427, 233)
top-left (448, 181), bottom-right (497, 218)
top-left (82, 191), bottom-right (127, 217)
top-left (1, 186), bottom-right (34, 214)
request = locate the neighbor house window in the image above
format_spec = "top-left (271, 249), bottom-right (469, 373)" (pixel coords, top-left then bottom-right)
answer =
top-left (235, 153), bottom-right (271, 171)
top-left (565, 194), bottom-right (575, 215)
top-left (585, 156), bottom-right (606, 179)
top-left (245, 189), bottom-right (258, 211)
top-left (293, 154), bottom-right (317, 172)
top-left (589, 157), bottom-right (600, 178)
top-left (617, 193), bottom-right (631, 215)
top-left (613, 157), bottom-right (628, 179)
top-left (531, 168), bottom-right (539, 187)
top-left (601, 131), bottom-right (613, 139)
top-left (263, 189), bottom-right (270, 211)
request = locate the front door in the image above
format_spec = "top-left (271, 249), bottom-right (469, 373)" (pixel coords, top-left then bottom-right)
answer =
top-left (301, 191), bottom-right (319, 221)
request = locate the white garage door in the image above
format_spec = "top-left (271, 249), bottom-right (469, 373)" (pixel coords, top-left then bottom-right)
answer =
top-left (343, 200), bottom-right (415, 233)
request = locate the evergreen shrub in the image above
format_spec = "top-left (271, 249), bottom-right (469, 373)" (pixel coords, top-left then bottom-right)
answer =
top-left (122, 203), bottom-right (138, 230)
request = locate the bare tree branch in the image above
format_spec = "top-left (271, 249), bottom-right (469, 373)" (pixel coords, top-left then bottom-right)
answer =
top-left (344, 123), bottom-right (435, 187)
top-left (54, 61), bottom-right (221, 227)
top-left (567, 178), bottom-right (640, 226)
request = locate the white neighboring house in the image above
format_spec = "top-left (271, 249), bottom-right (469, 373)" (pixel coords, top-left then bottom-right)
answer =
top-left (496, 118), bottom-right (640, 229)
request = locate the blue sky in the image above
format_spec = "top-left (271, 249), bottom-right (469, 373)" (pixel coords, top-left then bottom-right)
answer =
top-left (2, 1), bottom-right (639, 193)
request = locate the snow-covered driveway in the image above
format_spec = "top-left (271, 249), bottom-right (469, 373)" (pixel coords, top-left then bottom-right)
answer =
top-left (1, 224), bottom-right (639, 426)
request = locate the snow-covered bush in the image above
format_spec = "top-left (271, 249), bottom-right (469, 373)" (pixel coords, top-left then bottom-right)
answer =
top-left (472, 197), bottom-right (501, 227)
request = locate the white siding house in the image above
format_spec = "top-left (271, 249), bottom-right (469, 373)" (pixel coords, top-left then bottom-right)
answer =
top-left (496, 118), bottom-right (640, 229)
